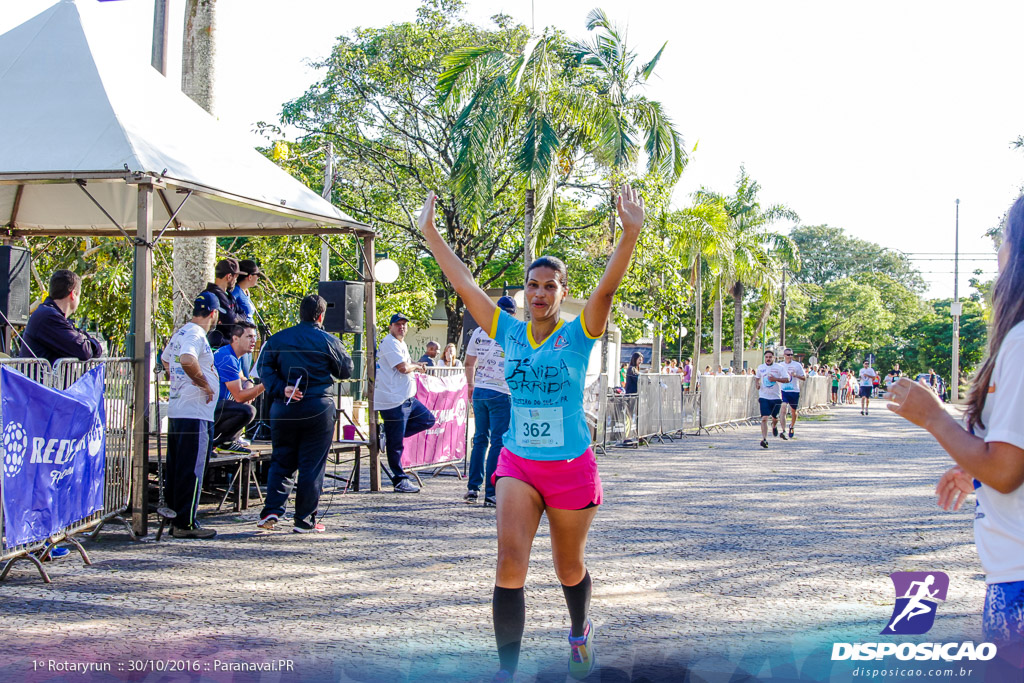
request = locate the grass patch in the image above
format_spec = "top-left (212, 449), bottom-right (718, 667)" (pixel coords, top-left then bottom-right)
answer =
top-left (798, 414), bottom-right (834, 422)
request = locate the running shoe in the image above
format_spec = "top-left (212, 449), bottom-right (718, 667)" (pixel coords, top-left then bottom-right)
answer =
top-left (788, 428), bottom-right (795, 439)
top-left (215, 441), bottom-right (252, 456)
top-left (760, 440), bottom-right (768, 449)
top-left (568, 619), bottom-right (596, 680)
top-left (491, 671), bottom-right (513, 683)
top-left (394, 479), bottom-right (420, 493)
top-left (772, 424), bottom-right (778, 437)
top-left (464, 490), bottom-right (479, 503)
top-left (779, 432), bottom-right (788, 440)
top-left (256, 514), bottom-right (278, 530)
top-left (293, 520), bottom-right (326, 534)
top-left (860, 410), bottom-right (865, 415)
top-left (483, 496), bottom-right (497, 507)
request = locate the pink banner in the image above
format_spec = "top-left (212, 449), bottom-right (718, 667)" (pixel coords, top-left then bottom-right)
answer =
top-left (401, 373), bottom-right (469, 468)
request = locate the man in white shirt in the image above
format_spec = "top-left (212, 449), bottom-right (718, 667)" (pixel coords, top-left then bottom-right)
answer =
top-left (463, 296), bottom-right (516, 507)
top-left (376, 313), bottom-right (436, 493)
top-left (161, 292), bottom-right (223, 539)
top-left (858, 359), bottom-right (879, 415)
top-left (756, 349), bottom-right (793, 449)
top-left (778, 348), bottom-right (807, 440)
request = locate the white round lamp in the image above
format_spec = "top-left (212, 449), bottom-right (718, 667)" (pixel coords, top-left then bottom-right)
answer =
top-left (375, 258), bottom-right (400, 284)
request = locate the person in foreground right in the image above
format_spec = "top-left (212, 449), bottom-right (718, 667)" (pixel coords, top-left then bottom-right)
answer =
top-left (887, 195), bottom-right (1024, 671)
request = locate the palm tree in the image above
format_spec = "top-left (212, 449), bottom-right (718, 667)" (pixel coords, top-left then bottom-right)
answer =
top-left (438, 8), bottom-right (686, 258)
top-left (670, 199), bottom-right (732, 390)
top-left (698, 167), bottom-right (799, 371)
top-left (567, 9), bottom-right (686, 243)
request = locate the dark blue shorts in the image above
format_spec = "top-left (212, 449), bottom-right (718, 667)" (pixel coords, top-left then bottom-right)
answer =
top-left (781, 391), bottom-right (800, 409)
top-left (759, 398), bottom-right (783, 418)
top-left (858, 385), bottom-right (873, 398)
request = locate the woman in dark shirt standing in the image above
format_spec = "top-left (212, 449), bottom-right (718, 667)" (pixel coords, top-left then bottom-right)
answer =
top-left (624, 351), bottom-right (643, 395)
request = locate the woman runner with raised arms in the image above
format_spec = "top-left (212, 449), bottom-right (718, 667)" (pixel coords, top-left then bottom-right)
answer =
top-left (417, 185), bottom-right (645, 682)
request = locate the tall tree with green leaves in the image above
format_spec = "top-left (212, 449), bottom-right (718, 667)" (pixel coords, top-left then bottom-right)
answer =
top-left (274, 1), bottom-right (532, 343)
top-left (697, 167), bottom-right (799, 370)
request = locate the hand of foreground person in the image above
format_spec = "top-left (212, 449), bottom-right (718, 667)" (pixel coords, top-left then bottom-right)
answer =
top-left (284, 386), bottom-right (303, 402)
top-left (616, 183), bottom-right (645, 235)
top-left (885, 376), bottom-right (947, 430)
top-left (935, 466), bottom-right (974, 511)
top-left (418, 191), bottom-right (440, 239)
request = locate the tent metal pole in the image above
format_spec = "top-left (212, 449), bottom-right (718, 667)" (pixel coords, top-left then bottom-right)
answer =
top-left (131, 182), bottom-right (154, 537)
top-left (361, 234), bottom-right (380, 491)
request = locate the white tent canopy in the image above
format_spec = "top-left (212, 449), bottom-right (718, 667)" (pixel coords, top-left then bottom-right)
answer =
top-left (0, 1), bottom-right (386, 534)
top-left (0, 0), bottom-right (369, 236)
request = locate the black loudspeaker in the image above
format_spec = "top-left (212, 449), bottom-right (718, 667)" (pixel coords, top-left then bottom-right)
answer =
top-left (317, 281), bottom-right (364, 334)
top-left (0, 246), bottom-right (30, 327)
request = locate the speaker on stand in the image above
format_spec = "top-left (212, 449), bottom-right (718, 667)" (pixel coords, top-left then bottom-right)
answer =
top-left (0, 246), bottom-right (31, 355)
top-left (317, 281), bottom-right (364, 334)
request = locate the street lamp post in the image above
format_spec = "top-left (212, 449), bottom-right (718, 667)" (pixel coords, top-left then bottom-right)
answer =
top-left (952, 199), bottom-right (961, 403)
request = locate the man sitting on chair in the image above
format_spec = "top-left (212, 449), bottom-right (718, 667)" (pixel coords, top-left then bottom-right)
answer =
top-left (213, 321), bottom-right (264, 455)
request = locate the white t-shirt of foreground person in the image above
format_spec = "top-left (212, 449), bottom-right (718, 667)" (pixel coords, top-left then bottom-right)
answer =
top-left (374, 313), bottom-right (436, 493)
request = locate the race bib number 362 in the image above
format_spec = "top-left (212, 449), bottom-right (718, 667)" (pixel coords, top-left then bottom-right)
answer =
top-left (513, 406), bottom-right (564, 447)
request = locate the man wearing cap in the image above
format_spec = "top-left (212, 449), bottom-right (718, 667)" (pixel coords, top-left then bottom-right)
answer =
top-left (19, 269), bottom-right (104, 364)
top-left (376, 313), bottom-right (436, 493)
top-left (204, 258), bottom-right (240, 348)
top-left (255, 295), bottom-right (352, 533)
top-left (160, 292), bottom-right (224, 539)
top-left (463, 295), bottom-right (516, 507)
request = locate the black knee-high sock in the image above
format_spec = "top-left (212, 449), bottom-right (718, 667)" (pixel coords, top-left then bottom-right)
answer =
top-left (493, 586), bottom-right (525, 673)
top-left (561, 571), bottom-right (592, 638)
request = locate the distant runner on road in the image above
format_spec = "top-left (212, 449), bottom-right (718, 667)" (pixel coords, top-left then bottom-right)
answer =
top-left (778, 348), bottom-right (806, 440)
top-left (858, 360), bottom-right (878, 415)
top-left (756, 349), bottom-right (792, 449)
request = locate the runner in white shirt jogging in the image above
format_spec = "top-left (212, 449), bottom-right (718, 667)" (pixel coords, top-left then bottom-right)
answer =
top-left (778, 348), bottom-right (806, 440)
top-left (755, 349), bottom-right (793, 449)
top-left (887, 194), bottom-right (1024, 673)
top-left (858, 360), bottom-right (878, 415)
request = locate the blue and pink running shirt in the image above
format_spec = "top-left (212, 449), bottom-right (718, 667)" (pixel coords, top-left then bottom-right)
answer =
top-left (489, 308), bottom-right (600, 461)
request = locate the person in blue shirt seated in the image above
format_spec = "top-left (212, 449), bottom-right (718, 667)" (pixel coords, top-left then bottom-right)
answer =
top-left (213, 321), bottom-right (264, 455)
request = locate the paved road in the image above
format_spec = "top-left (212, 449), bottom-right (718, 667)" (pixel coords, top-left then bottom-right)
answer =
top-left (2, 403), bottom-right (987, 682)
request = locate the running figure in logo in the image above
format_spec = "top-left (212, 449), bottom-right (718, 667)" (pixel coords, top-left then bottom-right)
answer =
top-left (887, 574), bottom-right (940, 631)
top-left (418, 185), bottom-right (646, 682)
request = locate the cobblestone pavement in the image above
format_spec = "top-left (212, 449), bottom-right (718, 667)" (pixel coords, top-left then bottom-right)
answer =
top-left (2, 403), bottom-right (987, 682)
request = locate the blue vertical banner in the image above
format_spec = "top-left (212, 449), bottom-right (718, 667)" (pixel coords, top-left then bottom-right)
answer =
top-left (1, 366), bottom-right (106, 547)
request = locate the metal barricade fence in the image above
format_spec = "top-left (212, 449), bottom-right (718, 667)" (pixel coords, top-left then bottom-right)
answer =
top-left (604, 393), bottom-right (639, 447)
top-left (699, 375), bottom-right (760, 430)
top-left (1, 357), bottom-right (135, 582)
top-left (406, 366), bottom-right (469, 480)
top-left (0, 358), bottom-right (56, 568)
top-left (52, 358), bottom-right (135, 540)
top-left (682, 389), bottom-right (700, 433)
top-left (798, 375), bottom-right (831, 411)
top-left (636, 373), bottom-right (685, 440)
